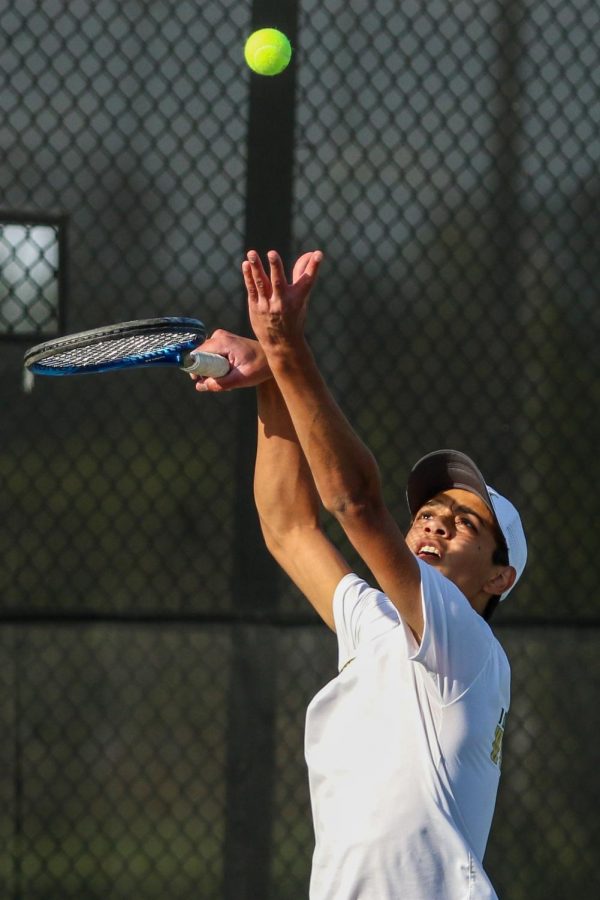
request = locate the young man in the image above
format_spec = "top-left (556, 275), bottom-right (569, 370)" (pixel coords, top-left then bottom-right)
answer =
top-left (192, 249), bottom-right (527, 899)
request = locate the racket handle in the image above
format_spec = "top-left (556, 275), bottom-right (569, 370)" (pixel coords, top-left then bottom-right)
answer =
top-left (181, 350), bottom-right (230, 377)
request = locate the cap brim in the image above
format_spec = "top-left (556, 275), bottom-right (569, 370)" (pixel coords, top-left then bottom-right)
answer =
top-left (406, 450), bottom-right (495, 519)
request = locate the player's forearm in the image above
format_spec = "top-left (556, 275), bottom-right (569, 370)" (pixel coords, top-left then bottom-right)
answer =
top-left (255, 379), bottom-right (321, 546)
top-left (265, 338), bottom-right (383, 521)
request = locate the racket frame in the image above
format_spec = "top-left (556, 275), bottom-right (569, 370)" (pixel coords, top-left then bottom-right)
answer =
top-left (23, 317), bottom-right (229, 378)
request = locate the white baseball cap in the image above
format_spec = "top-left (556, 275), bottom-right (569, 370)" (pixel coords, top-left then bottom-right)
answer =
top-left (406, 449), bottom-right (527, 601)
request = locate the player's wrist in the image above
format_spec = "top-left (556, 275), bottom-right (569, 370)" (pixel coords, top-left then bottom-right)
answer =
top-left (261, 335), bottom-right (313, 373)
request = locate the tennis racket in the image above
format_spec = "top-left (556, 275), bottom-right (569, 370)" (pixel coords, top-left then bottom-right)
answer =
top-left (23, 317), bottom-right (230, 382)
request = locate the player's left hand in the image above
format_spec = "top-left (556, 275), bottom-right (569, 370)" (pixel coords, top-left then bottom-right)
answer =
top-left (243, 249), bottom-right (323, 357)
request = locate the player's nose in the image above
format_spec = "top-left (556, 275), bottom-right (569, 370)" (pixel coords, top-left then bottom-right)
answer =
top-left (424, 515), bottom-right (452, 537)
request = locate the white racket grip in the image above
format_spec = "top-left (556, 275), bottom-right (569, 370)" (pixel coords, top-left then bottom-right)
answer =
top-left (181, 350), bottom-right (230, 377)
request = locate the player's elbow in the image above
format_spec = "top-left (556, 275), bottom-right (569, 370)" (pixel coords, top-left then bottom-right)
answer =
top-left (257, 511), bottom-right (303, 560)
top-left (319, 450), bottom-right (383, 522)
top-left (258, 515), bottom-right (282, 558)
top-left (323, 480), bottom-right (384, 526)
top-left (258, 516), bottom-right (318, 575)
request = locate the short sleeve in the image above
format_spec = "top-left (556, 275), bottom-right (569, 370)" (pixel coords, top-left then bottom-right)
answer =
top-left (411, 558), bottom-right (496, 704)
top-left (333, 573), bottom-right (400, 671)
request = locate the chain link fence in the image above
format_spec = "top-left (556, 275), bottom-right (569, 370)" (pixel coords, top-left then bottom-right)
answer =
top-left (1, 0), bottom-right (598, 897)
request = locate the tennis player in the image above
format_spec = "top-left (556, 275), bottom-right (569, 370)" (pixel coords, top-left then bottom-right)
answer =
top-left (192, 249), bottom-right (527, 900)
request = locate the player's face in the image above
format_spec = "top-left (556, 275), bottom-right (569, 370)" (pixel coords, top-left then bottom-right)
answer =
top-left (405, 488), bottom-right (502, 609)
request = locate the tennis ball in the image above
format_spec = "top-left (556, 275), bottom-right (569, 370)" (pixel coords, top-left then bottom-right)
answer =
top-left (244, 28), bottom-right (292, 76)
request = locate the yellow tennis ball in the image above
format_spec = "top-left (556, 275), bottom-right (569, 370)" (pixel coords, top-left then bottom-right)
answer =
top-left (244, 28), bottom-right (292, 76)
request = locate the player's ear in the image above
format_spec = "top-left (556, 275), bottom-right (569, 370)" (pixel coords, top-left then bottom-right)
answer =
top-left (484, 566), bottom-right (516, 598)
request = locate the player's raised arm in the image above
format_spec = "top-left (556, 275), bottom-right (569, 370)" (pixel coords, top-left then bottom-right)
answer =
top-left (254, 378), bottom-right (351, 630)
top-left (190, 269), bottom-right (351, 630)
top-left (244, 250), bottom-right (423, 640)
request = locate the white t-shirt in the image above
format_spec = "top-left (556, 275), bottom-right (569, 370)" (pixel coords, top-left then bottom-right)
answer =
top-left (305, 559), bottom-right (510, 900)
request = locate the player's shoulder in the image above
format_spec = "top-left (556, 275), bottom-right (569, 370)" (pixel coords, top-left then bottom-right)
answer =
top-left (334, 572), bottom-right (399, 623)
top-left (333, 572), bottom-right (400, 660)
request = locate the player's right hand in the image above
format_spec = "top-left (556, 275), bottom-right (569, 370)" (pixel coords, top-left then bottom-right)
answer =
top-left (190, 330), bottom-right (271, 392)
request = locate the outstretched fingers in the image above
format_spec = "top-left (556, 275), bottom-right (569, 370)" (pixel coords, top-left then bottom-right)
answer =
top-left (267, 250), bottom-right (288, 298)
top-left (244, 249), bottom-right (323, 303)
top-left (244, 250), bottom-right (273, 305)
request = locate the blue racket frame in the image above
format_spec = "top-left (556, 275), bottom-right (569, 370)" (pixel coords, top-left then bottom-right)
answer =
top-left (24, 317), bottom-right (208, 376)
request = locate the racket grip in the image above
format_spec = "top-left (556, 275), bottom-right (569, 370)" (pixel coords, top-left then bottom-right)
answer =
top-left (181, 350), bottom-right (230, 377)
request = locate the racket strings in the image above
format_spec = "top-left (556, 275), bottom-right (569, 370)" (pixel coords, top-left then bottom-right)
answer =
top-left (36, 329), bottom-right (201, 368)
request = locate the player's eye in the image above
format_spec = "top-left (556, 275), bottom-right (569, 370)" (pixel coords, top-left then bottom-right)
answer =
top-left (458, 516), bottom-right (477, 531)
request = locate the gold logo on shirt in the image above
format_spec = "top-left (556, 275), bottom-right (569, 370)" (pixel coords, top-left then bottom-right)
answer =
top-left (490, 708), bottom-right (507, 767)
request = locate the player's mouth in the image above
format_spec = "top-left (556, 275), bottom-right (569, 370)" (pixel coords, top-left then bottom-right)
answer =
top-left (416, 543), bottom-right (443, 562)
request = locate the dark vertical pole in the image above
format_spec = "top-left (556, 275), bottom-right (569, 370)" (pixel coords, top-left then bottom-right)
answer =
top-left (224, 3), bottom-right (300, 898)
top-left (485, 0), bottom-right (525, 475)
top-left (11, 628), bottom-right (23, 900)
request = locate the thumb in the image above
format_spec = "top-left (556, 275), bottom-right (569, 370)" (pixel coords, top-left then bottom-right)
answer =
top-left (292, 250), bottom-right (322, 283)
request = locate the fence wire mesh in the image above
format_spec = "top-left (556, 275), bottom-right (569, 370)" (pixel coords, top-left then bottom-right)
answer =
top-left (0, 215), bottom-right (64, 338)
top-left (1, 0), bottom-right (598, 898)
